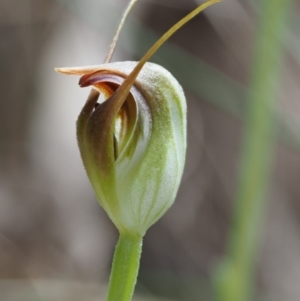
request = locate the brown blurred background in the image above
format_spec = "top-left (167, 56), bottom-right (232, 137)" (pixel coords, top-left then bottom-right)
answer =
top-left (1, 0), bottom-right (300, 300)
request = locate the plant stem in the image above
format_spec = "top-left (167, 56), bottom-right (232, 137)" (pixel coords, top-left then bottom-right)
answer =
top-left (106, 233), bottom-right (143, 301)
top-left (213, 1), bottom-right (293, 301)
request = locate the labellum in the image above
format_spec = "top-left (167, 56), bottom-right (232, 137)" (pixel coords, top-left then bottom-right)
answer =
top-left (56, 0), bottom-right (221, 236)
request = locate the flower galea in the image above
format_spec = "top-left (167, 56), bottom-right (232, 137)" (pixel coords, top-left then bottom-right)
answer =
top-left (56, 0), bottom-right (221, 238)
top-left (56, 61), bottom-right (186, 236)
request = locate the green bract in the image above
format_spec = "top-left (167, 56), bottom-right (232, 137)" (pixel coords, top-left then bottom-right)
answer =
top-left (57, 62), bottom-right (186, 236)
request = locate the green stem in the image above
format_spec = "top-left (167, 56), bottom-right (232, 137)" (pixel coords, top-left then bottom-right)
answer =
top-left (213, 1), bottom-right (293, 301)
top-left (106, 233), bottom-right (143, 301)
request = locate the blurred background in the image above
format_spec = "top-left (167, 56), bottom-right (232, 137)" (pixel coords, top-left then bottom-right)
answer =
top-left (1, 0), bottom-right (300, 300)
